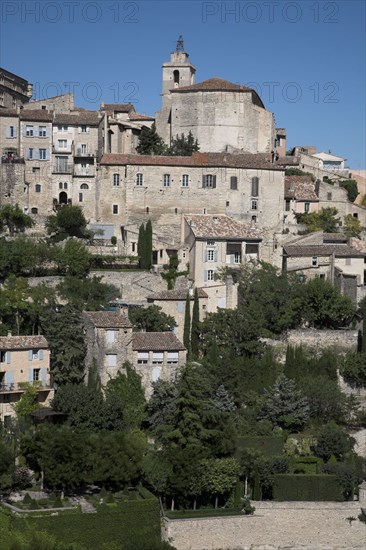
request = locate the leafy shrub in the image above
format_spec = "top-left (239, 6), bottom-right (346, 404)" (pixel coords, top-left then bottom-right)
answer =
top-left (273, 474), bottom-right (343, 501)
top-left (237, 436), bottom-right (285, 458)
top-left (22, 493), bottom-right (32, 505)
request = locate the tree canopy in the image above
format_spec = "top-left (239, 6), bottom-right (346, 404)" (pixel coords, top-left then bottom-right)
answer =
top-left (0, 204), bottom-right (34, 236)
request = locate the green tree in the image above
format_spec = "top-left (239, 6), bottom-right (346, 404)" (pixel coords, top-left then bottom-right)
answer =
top-left (183, 293), bottom-right (191, 354)
top-left (136, 123), bottom-right (166, 155)
top-left (339, 179), bottom-right (359, 202)
top-left (301, 278), bottom-right (355, 328)
top-left (0, 275), bottom-right (31, 335)
top-left (57, 276), bottom-right (119, 310)
top-left (0, 204), bottom-right (34, 237)
top-left (200, 457), bottom-right (240, 508)
top-left (167, 131), bottom-right (199, 156)
top-left (344, 214), bottom-right (362, 237)
top-left (258, 374), bottom-right (309, 432)
top-left (145, 219), bottom-right (153, 270)
top-left (161, 252), bottom-right (188, 289)
top-left (296, 207), bottom-right (340, 233)
top-left (41, 305), bottom-right (86, 386)
top-left (13, 384), bottom-right (41, 418)
top-left (46, 205), bottom-right (89, 240)
top-left (340, 352), bottom-right (366, 388)
top-left (0, 436), bottom-right (14, 492)
top-left (300, 375), bottom-right (347, 423)
top-left (145, 379), bottom-right (178, 436)
top-left (105, 363), bottom-right (146, 430)
top-left (191, 288), bottom-right (200, 358)
top-left (129, 305), bottom-right (176, 332)
top-left (137, 223), bottom-right (146, 268)
top-left (314, 422), bottom-right (355, 461)
top-left (56, 239), bottom-right (91, 277)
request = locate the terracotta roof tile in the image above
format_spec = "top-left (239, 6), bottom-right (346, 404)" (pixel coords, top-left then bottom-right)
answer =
top-left (185, 214), bottom-right (261, 240)
top-left (147, 288), bottom-right (208, 301)
top-left (129, 113), bottom-right (155, 121)
top-left (54, 111), bottom-right (102, 126)
top-left (0, 335), bottom-right (48, 350)
top-left (284, 176), bottom-right (318, 201)
top-left (101, 103), bottom-right (134, 113)
top-left (132, 332), bottom-right (186, 351)
top-left (84, 311), bottom-right (132, 328)
top-left (100, 152), bottom-right (286, 171)
top-left (283, 244), bottom-right (364, 258)
top-left (171, 78), bottom-right (265, 108)
top-left (0, 109), bottom-right (18, 118)
top-left (20, 110), bottom-right (53, 122)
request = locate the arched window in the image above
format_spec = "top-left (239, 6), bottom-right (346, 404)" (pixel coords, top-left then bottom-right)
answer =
top-left (173, 70), bottom-right (180, 87)
top-left (59, 191), bottom-right (68, 205)
top-left (80, 183), bottom-right (89, 190)
top-left (31, 207), bottom-right (38, 214)
top-left (251, 177), bottom-right (259, 197)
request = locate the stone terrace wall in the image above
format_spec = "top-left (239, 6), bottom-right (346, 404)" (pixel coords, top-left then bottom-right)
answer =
top-left (163, 501), bottom-right (366, 550)
top-left (286, 329), bottom-right (358, 352)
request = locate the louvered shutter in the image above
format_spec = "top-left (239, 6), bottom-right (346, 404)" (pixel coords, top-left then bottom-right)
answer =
top-left (28, 350), bottom-right (33, 361)
top-left (212, 175), bottom-right (216, 189)
top-left (41, 368), bottom-right (47, 386)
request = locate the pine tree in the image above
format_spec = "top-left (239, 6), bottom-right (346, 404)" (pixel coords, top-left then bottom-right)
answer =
top-left (183, 293), bottom-right (191, 355)
top-left (137, 223), bottom-right (146, 268)
top-left (191, 288), bottom-right (200, 358)
top-left (252, 468), bottom-right (261, 501)
top-left (145, 219), bottom-right (153, 270)
top-left (362, 301), bottom-right (366, 353)
top-left (136, 123), bottom-right (166, 155)
top-left (168, 131), bottom-right (200, 156)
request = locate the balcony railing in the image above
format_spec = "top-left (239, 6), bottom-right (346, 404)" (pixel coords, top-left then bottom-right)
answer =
top-left (53, 164), bottom-right (73, 174)
top-left (74, 167), bottom-right (95, 177)
top-left (1, 155), bottom-right (25, 164)
top-left (52, 145), bottom-right (72, 154)
top-left (0, 381), bottom-right (53, 393)
top-left (74, 147), bottom-right (96, 157)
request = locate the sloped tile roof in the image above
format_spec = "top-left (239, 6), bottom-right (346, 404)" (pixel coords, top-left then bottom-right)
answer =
top-left (185, 214), bottom-right (261, 240)
top-left (132, 332), bottom-right (186, 351)
top-left (147, 288), bottom-right (208, 301)
top-left (0, 109), bottom-right (18, 118)
top-left (0, 335), bottom-right (48, 350)
top-left (285, 176), bottom-right (318, 201)
top-left (283, 244), bottom-right (364, 258)
top-left (101, 103), bottom-right (134, 113)
top-left (20, 110), bottom-right (53, 122)
top-left (54, 111), bottom-right (102, 126)
top-left (129, 113), bottom-right (155, 121)
top-left (100, 152), bottom-right (288, 171)
top-left (84, 311), bottom-right (132, 328)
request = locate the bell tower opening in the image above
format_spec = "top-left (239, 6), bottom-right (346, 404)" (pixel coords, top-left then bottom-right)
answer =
top-left (173, 70), bottom-right (180, 87)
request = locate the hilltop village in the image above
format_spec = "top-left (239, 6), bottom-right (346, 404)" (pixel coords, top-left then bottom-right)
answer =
top-left (0, 38), bottom-right (366, 550)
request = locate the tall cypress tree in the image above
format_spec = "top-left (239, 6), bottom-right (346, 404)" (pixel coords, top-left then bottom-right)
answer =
top-left (183, 292), bottom-right (191, 355)
top-left (145, 219), bottom-right (153, 270)
top-left (137, 223), bottom-right (146, 269)
top-left (191, 288), bottom-right (200, 359)
top-left (362, 302), bottom-right (366, 353)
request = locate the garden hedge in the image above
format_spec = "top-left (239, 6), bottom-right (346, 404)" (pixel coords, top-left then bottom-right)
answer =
top-left (273, 474), bottom-right (343, 501)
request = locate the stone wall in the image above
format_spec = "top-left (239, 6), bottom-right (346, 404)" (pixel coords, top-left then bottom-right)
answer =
top-left (285, 329), bottom-right (358, 352)
top-left (163, 501), bottom-right (366, 550)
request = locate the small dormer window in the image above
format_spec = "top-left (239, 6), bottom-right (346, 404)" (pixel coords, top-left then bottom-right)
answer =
top-left (312, 256), bottom-right (318, 267)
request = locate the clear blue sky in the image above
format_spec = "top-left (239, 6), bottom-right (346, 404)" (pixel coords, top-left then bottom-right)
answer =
top-left (1, 0), bottom-right (365, 168)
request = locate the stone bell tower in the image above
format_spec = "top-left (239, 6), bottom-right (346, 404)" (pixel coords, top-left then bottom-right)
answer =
top-left (156, 36), bottom-right (196, 143)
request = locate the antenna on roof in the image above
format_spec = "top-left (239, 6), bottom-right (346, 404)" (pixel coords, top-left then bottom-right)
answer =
top-left (176, 35), bottom-right (184, 52)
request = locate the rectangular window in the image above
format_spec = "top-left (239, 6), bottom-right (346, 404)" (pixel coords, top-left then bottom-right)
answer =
top-left (152, 352), bottom-right (164, 364)
top-left (35, 184), bottom-right (41, 193)
top-left (81, 144), bottom-right (87, 154)
top-left (203, 174), bottom-right (216, 188)
top-left (113, 173), bottom-right (120, 186)
top-left (132, 242), bottom-right (136, 253)
top-left (207, 249), bottom-right (215, 261)
top-left (319, 273), bottom-right (326, 280)
top-left (58, 139), bottom-right (67, 149)
top-left (58, 125), bottom-right (68, 132)
top-left (251, 200), bottom-right (258, 210)
top-left (79, 193), bottom-right (83, 202)
top-left (107, 354), bottom-right (117, 367)
top-left (26, 125), bottom-right (34, 137)
top-left (230, 176), bottom-right (238, 190)
top-left (182, 174), bottom-right (189, 187)
top-left (304, 202), bottom-right (310, 213)
top-left (285, 199), bottom-right (291, 211)
top-left (9, 126), bottom-right (15, 138)
top-left (163, 174), bottom-right (171, 187)
top-left (39, 126), bottom-right (46, 137)
top-left (137, 352), bottom-right (148, 364)
top-left (136, 173), bottom-right (143, 186)
top-left (39, 149), bottom-right (46, 160)
top-left (207, 269), bottom-right (214, 281)
top-left (113, 204), bottom-right (119, 214)
top-left (312, 256), bottom-right (318, 267)
top-left (251, 177), bottom-right (259, 197)
top-left (177, 301), bottom-right (184, 313)
top-left (33, 368), bottom-right (40, 381)
top-left (327, 192), bottom-right (332, 200)
top-left (167, 352), bottom-right (179, 364)
top-left (107, 330), bottom-right (117, 343)
top-left (28, 148), bottom-right (34, 160)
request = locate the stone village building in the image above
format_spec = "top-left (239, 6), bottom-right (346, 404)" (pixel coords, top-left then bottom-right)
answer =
top-left (0, 335), bottom-right (53, 424)
top-left (83, 310), bottom-right (186, 398)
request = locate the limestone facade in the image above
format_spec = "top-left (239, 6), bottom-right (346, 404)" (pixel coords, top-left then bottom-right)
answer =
top-left (0, 68), bottom-right (32, 110)
top-left (0, 335), bottom-right (53, 423)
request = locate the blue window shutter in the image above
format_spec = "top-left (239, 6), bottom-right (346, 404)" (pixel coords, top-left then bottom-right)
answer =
top-left (204, 270), bottom-right (208, 282)
top-left (6, 351), bottom-right (11, 364)
top-left (29, 368), bottom-right (33, 382)
top-left (41, 368), bottom-right (47, 386)
top-left (33, 126), bottom-right (39, 137)
top-left (214, 250), bottom-right (218, 262)
top-left (5, 371), bottom-right (14, 386)
top-left (45, 127), bottom-right (50, 137)
top-left (39, 349), bottom-right (44, 360)
top-left (177, 302), bottom-right (184, 313)
top-left (6, 127), bottom-right (11, 138)
top-left (28, 350), bottom-right (33, 361)
top-left (45, 149), bottom-right (50, 161)
top-left (13, 127), bottom-right (17, 138)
